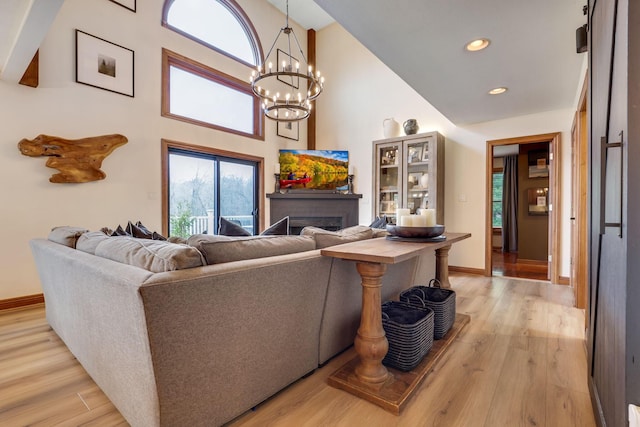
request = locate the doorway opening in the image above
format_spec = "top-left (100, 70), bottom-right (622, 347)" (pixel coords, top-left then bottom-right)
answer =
top-left (485, 133), bottom-right (561, 283)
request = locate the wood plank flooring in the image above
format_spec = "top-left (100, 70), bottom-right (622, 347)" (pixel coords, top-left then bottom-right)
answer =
top-left (492, 250), bottom-right (549, 281)
top-left (0, 273), bottom-right (595, 427)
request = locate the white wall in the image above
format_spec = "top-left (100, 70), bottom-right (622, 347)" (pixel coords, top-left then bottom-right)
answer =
top-left (0, 0), bottom-right (300, 299)
top-left (316, 23), bottom-right (578, 277)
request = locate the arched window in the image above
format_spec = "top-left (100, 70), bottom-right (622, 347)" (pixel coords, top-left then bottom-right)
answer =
top-left (162, 0), bottom-right (263, 67)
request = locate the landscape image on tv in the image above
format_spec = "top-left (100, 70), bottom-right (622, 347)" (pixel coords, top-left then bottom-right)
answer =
top-left (278, 150), bottom-right (349, 191)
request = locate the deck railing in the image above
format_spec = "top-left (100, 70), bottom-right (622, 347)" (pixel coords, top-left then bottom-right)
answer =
top-left (174, 209), bottom-right (254, 235)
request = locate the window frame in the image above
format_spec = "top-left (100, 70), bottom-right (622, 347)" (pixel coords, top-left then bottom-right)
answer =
top-left (161, 138), bottom-right (265, 237)
top-left (492, 167), bottom-right (504, 230)
top-left (161, 0), bottom-right (264, 68)
top-left (162, 49), bottom-right (264, 140)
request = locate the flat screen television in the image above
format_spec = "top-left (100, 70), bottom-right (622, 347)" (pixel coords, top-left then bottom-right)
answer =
top-left (278, 149), bottom-right (348, 191)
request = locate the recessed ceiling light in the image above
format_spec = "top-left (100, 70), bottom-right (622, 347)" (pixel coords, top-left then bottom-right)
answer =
top-left (465, 38), bottom-right (490, 52)
top-left (489, 87), bottom-right (508, 95)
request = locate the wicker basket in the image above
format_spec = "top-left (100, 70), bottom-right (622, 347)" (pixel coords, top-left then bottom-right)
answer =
top-left (381, 301), bottom-right (434, 371)
top-left (399, 279), bottom-right (456, 339)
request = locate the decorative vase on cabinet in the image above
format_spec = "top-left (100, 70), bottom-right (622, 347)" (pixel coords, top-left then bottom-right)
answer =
top-left (373, 131), bottom-right (445, 224)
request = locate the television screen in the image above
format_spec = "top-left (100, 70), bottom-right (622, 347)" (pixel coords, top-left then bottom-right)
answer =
top-left (278, 149), bottom-right (348, 191)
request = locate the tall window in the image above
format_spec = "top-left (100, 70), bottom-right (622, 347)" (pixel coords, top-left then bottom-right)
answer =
top-left (162, 50), bottom-right (262, 138)
top-left (161, 0), bottom-right (264, 139)
top-left (162, 140), bottom-right (263, 237)
top-left (492, 171), bottom-right (503, 228)
top-left (162, 0), bottom-right (262, 67)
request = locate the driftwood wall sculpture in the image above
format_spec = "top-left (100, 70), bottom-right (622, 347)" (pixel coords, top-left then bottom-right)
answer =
top-left (18, 134), bottom-right (127, 183)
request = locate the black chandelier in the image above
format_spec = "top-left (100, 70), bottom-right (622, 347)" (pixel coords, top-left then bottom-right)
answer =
top-left (250, 0), bottom-right (324, 122)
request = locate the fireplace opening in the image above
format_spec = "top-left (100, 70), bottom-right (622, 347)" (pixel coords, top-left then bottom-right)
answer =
top-left (289, 216), bottom-right (343, 235)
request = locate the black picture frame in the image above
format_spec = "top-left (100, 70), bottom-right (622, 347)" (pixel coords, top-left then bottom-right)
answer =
top-left (276, 49), bottom-right (299, 89)
top-left (76, 30), bottom-right (134, 97)
top-left (109, 0), bottom-right (136, 12)
top-left (277, 121), bottom-right (299, 141)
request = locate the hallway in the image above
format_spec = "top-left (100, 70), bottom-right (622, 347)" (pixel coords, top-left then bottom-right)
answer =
top-left (492, 250), bottom-right (549, 281)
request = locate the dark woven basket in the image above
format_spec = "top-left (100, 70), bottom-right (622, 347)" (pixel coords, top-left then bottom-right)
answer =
top-left (399, 279), bottom-right (456, 339)
top-left (381, 301), bottom-right (434, 371)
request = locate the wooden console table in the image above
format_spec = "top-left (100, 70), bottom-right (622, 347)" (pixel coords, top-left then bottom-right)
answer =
top-left (320, 232), bottom-right (471, 414)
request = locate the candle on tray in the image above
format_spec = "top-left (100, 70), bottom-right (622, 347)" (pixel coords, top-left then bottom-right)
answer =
top-left (412, 215), bottom-right (427, 227)
top-left (399, 215), bottom-right (413, 227)
top-left (420, 208), bottom-right (436, 227)
top-left (396, 208), bottom-right (410, 224)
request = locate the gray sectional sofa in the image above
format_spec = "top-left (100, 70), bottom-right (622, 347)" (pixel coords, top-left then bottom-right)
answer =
top-left (30, 225), bottom-right (435, 427)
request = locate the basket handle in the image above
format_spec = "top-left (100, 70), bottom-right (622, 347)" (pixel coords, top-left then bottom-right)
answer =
top-left (408, 294), bottom-right (426, 307)
top-left (429, 278), bottom-right (442, 288)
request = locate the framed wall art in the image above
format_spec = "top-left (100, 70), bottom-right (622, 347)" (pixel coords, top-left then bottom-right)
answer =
top-left (527, 187), bottom-right (549, 215)
top-left (277, 121), bottom-right (299, 141)
top-left (276, 48), bottom-right (299, 88)
top-left (109, 0), bottom-right (136, 12)
top-left (76, 30), bottom-right (134, 97)
top-left (528, 149), bottom-right (549, 178)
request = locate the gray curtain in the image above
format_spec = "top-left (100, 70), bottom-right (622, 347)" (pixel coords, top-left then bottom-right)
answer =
top-left (502, 155), bottom-right (518, 252)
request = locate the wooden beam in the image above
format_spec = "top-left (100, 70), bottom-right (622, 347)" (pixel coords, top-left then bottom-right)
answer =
top-left (307, 29), bottom-right (316, 150)
top-left (0, 0), bottom-right (64, 83)
top-left (19, 50), bottom-right (39, 88)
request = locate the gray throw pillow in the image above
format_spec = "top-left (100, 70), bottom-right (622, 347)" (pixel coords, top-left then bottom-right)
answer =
top-left (219, 217), bottom-right (251, 236)
top-left (300, 225), bottom-right (374, 249)
top-left (261, 216), bottom-right (289, 235)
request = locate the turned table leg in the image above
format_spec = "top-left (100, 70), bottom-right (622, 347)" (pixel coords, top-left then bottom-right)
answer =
top-left (435, 244), bottom-right (452, 288)
top-left (353, 262), bottom-right (389, 384)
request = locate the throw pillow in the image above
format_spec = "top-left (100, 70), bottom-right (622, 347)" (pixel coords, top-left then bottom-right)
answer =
top-left (76, 231), bottom-right (111, 255)
top-left (95, 237), bottom-right (205, 272)
top-left (48, 226), bottom-right (90, 248)
top-left (218, 217), bottom-right (251, 236)
top-left (110, 225), bottom-right (128, 236)
top-left (126, 221), bottom-right (152, 239)
top-left (300, 225), bottom-right (374, 249)
top-left (369, 216), bottom-right (388, 229)
top-left (261, 216), bottom-right (289, 236)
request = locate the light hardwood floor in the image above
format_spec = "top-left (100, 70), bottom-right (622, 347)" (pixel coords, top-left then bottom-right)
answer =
top-left (0, 273), bottom-right (596, 427)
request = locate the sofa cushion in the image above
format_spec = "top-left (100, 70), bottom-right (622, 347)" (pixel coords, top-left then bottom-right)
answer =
top-left (219, 217), bottom-right (251, 236)
top-left (95, 237), bottom-right (205, 272)
top-left (196, 235), bottom-right (315, 265)
top-left (261, 216), bottom-right (289, 236)
top-left (76, 231), bottom-right (111, 255)
top-left (300, 225), bottom-right (374, 249)
top-left (48, 226), bottom-right (90, 248)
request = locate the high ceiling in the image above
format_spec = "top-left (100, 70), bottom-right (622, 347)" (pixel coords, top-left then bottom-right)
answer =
top-left (271, 0), bottom-right (588, 125)
top-left (2, 0), bottom-right (588, 125)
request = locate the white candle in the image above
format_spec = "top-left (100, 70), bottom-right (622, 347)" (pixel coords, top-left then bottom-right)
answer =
top-left (420, 208), bottom-right (436, 226)
top-left (396, 208), bottom-right (410, 219)
top-left (348, 164), bottom-right (354, 175)
top-left (412, 215), bottom-right (427, 227)
top-left (274, 163), bottom-right (280, 174)
top-left (399, 215), bottom-right (413, 227)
